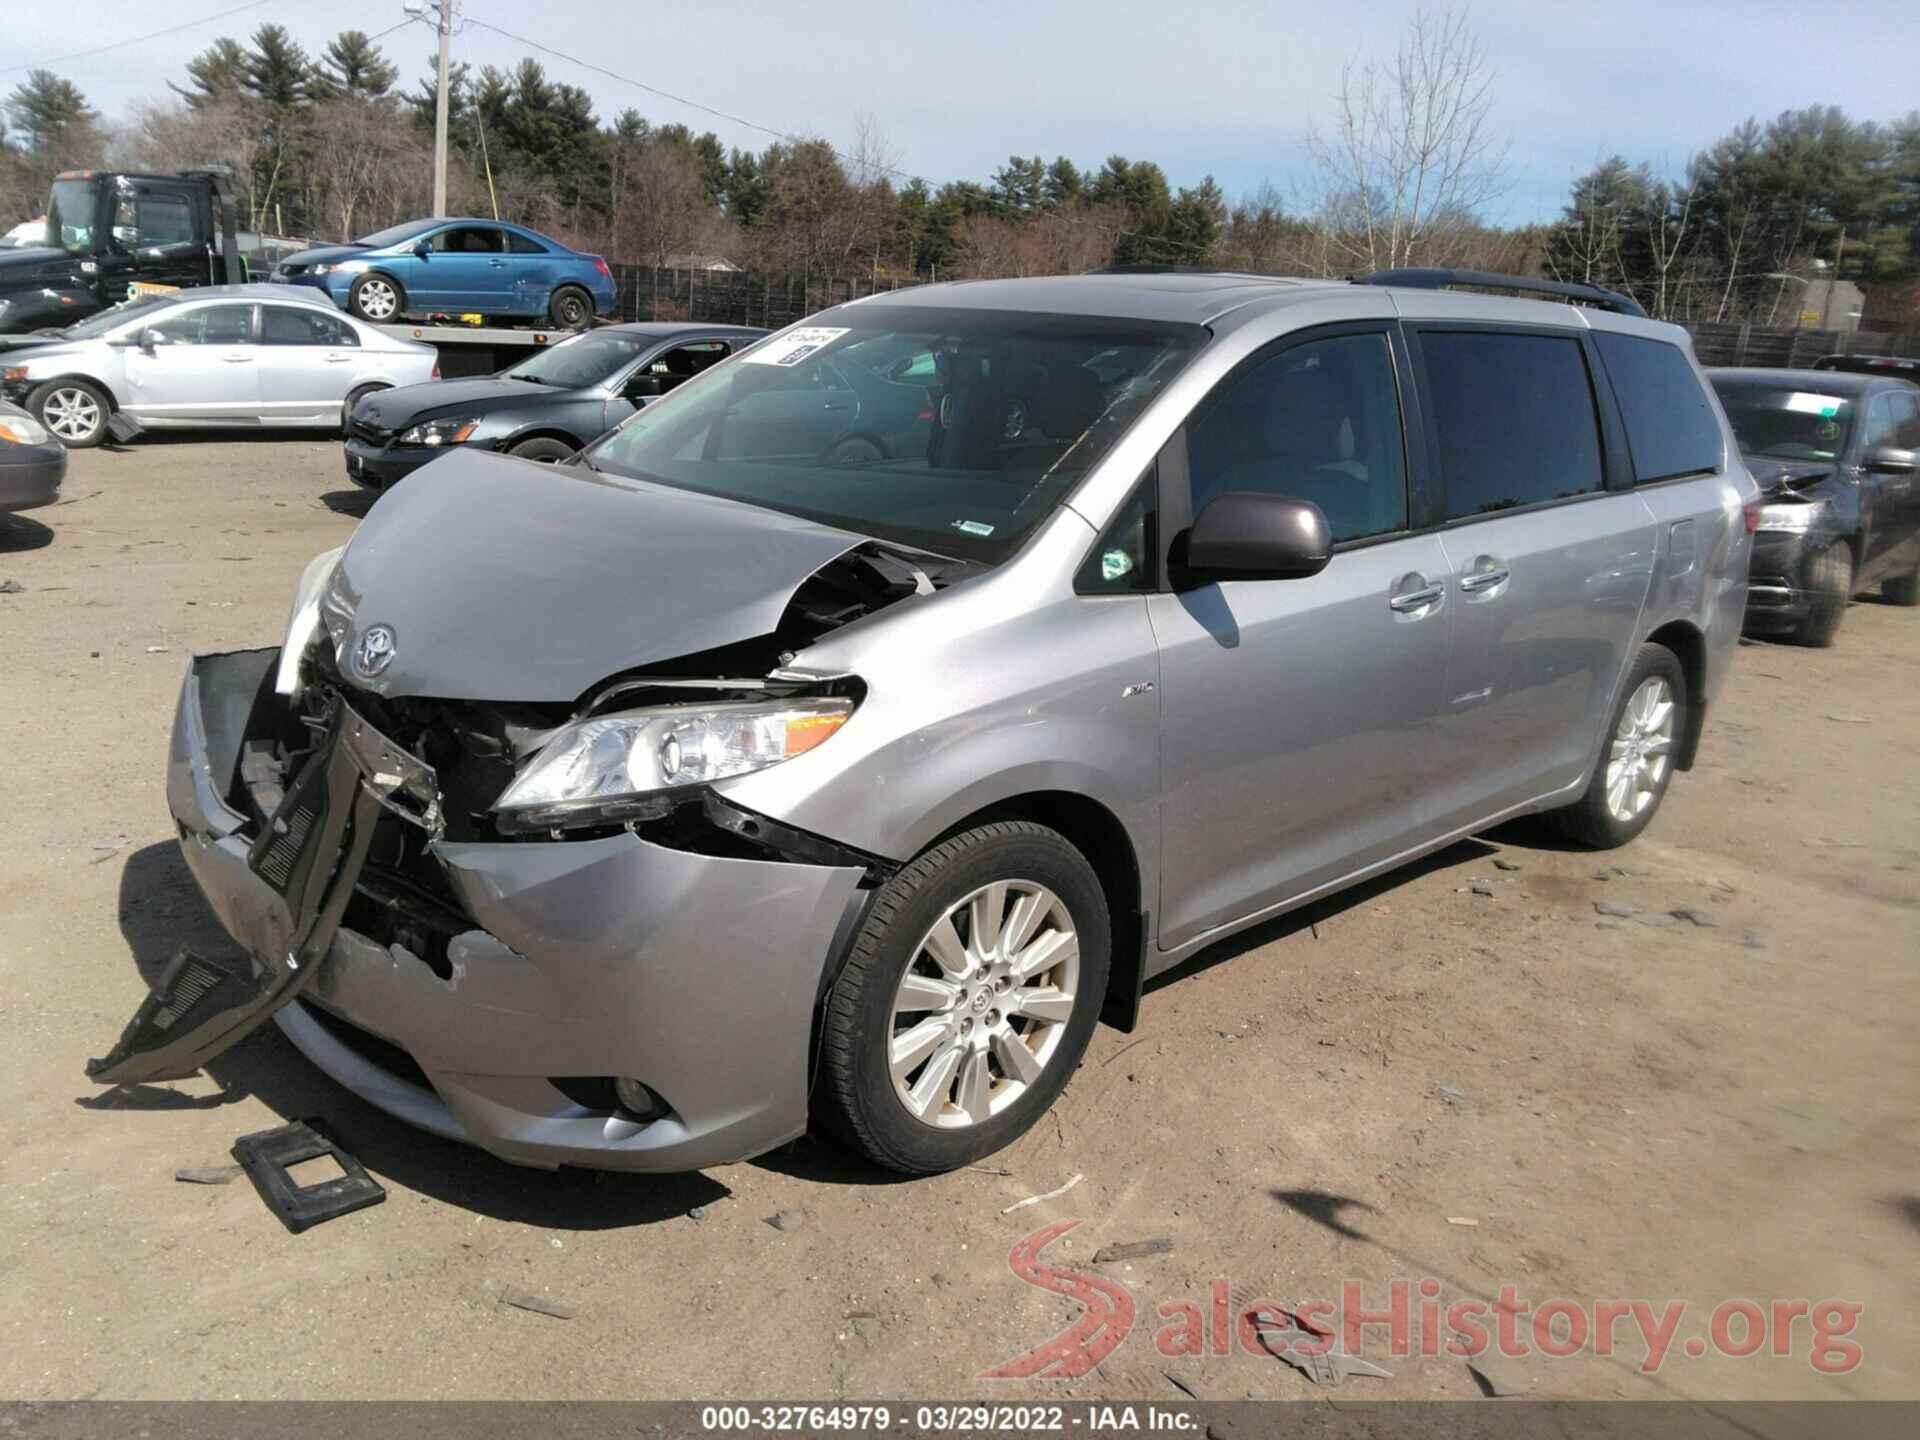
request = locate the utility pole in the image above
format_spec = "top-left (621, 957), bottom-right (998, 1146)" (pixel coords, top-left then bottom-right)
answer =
top-left (432, 0), bottom-right (453, 217)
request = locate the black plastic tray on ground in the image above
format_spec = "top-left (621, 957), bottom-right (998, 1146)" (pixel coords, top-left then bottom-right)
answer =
top-left (230, 1118), bottom-right (386, 1234)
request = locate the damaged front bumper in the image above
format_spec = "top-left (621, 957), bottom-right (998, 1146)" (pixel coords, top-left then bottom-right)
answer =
top-left (99, 648), bottom-right (869, 1173)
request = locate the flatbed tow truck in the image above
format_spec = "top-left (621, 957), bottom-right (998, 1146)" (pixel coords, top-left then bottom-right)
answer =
top-left (0, 169), bottom-right (586, 376)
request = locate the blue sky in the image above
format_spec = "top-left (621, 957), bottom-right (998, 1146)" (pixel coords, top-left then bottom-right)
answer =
top-left (7, 0), bottom-right (1916, 226)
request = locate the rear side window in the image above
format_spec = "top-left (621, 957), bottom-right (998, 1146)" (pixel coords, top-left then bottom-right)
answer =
top-left (1421, 331), bottom-right (1604, 520)
top-left (261, 306), bottom-right (357, 346)
top-left (507, 231), bottom-right (549, 255)
top-left (1594, 332), bottom-right (1721, 481)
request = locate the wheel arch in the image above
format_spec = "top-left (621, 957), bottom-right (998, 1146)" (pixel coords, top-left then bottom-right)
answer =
top-left (501, 425), bottom-right (585, 452)
top-left (29, 372), bottom-right (118, 409)
top-left (351, 269), bottom-right (407, 311)
top-left (1645, 619), bottom-right (1707, 770)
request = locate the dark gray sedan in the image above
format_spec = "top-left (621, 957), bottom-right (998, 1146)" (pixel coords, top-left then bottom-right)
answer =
top-left (343, 322), bottom-right (765, 488)
top-left (0, 399), bottom-right (63, 512)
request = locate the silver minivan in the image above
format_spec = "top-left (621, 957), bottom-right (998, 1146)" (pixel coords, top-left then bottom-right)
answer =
top-left (92, 269), bottom-right (1755, 1175)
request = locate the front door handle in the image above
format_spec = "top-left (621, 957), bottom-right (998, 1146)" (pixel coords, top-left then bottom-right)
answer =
top-left (1460, 565), bottom-right (1511, 593)
top-left (1389, 578), bottom-right (1445, 613)
top-left (324, 354), bottom-right (354, 363)
top-left (222, 355), bottom-right (255, 363)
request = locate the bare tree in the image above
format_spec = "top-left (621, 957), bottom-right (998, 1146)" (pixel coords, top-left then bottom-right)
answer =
top-left (1305, 6), bottom-right (1508, 273)
top-left (1643, 170), bottom-right (1697, 321)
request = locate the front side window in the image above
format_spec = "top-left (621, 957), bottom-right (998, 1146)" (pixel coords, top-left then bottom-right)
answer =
top-left (1075, 476), bottom-right (1158, 594)
top-left (504, 332), bottom-right (654, 389)
top-left (1861, 391), bottom-right (1919, 453)
top-left (1421, 331), bottom-right (1604, 519)
top-left (433, 226), bottom-right (504, 255)
top-left (1710, 380), bottom-right (1856, 463)
top-left (112, 193), bottom-right (195, 251)
top-left (642, 341), bottom-right (731, 389)
top-left (261, 306), bottom-right (357, 346)
top-left (149, 303), bottom-right (254, 346)
top-left (1186, 331), bottom-right (1409, 543)
top-left (1593, 331), bottom-right (1722, 482)
top-left (584, 307), bottom-right (1201, 563)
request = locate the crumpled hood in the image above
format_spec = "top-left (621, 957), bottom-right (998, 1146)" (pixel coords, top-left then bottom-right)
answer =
top-left (0, 340), bottom-right (85, 368)
top-left (356, 376), bottom-right (562, 429)
top-left (331, 449), bottom-right (865, 702)
top-left (280, 243), bottom-right (371, 268)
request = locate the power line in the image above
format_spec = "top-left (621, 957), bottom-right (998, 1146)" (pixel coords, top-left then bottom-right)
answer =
top-left (461, 16), bottom-right (1215, 258)
top-left (1, 0), bottom-right (277, 77)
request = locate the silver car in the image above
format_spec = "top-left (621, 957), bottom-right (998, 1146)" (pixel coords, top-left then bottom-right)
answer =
top-left (0, 283), bottom-right (437, 448)
top-left (92, 270), bottom-right (1755, 1176)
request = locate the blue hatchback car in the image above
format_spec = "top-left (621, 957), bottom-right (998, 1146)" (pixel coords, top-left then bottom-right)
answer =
top-left (270, 218), bottom-right (617, 329)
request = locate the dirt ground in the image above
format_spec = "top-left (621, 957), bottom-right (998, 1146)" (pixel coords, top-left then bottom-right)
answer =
top-left (1, 436), bottom-right (1915, 1405)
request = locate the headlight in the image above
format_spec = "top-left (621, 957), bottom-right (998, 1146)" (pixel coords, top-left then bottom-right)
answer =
top-left (274, 545), bottom-right (346, 697)
top-left (0, 412), bottom-right (51, 445)
top-left (399, 416), bottom-right (481, 446)
top-left (2, 366), bottom-right (29, 384)
top-left (1757, 503), bottom-right (1817, 533)
top-left (494, 698), bottom-right (855, 831)
top-left (309, 263), bottom-right (333, 276)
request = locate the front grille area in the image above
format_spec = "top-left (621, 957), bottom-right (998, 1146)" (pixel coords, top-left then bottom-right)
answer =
top-left (347, 417), bottom-right (394, 447)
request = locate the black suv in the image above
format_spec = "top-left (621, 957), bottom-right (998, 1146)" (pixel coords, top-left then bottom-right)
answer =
top-left (1709, 367), bottom-right (1920, 645)
top-left (344, 322), bottom-right (764, 488)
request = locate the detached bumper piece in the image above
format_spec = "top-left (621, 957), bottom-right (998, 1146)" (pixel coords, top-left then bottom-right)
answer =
top-left (231, 1119), bottom-right (386, 1233)
top-left (87, 652), bottom-right (433, 1087)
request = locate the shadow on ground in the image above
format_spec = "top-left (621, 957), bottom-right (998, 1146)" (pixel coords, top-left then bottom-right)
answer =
top-left (0, 514), bottom-right (54, 553)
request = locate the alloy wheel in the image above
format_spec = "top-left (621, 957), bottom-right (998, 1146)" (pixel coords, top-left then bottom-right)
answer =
top-left (1605, 676), bottom-right (1675, 822)
top-left (888, 880), bottom-right (1080, 1129)
top-left (358, 280), bottom-right (398, 321)
top-left (42, 387), bottom-right (102, 442)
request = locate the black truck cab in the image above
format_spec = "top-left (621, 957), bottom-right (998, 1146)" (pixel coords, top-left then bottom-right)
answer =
top-left (0, 170), bottom-right (243, 335)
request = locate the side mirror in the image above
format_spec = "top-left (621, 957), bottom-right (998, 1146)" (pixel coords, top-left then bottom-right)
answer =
top-left (412, 239), bottom-right (432, 258)
top-left (1180, 492), bottom-right (1332, 584)
top-left (137, 327), bottom-right (164, 354)
top-left (624, 373), bottom-right (664, 400)
top-left (1866, 445), bottom-right (1917, 476)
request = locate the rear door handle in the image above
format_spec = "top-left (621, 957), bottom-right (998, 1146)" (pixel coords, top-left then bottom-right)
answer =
top-left (324, 355), bottom-right (354, 363)
top-left (1460, 566), bottom-right (1510, 593)
top-left (222, 355), bottom-right (255, 363)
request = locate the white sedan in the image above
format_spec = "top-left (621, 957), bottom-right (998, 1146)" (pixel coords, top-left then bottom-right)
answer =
top-left (0, 284), bottom-right (439, 448)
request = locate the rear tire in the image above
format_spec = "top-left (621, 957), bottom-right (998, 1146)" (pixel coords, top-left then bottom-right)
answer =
top-left (507, 436), bottom-right (574, 463)
top-left (348, 273), bottom-right (403, 323)
top-left (342, 383), bottom-right (388, 433)
top-left (818, 822), bottom-right (1110, 1174)
top-left (1547, 643), bottom-right (1687, 850)
top-left (28, 379), bottom-right (110, 448)
top-left (1794, 543), bottom-right (1852, 647)
top-left (1882, 550), bottom-right (1920, 607)
top-left (548, 286), bottom-right (592, 330)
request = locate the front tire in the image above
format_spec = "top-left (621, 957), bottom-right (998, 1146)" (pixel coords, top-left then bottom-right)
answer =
top-left (548, 285), bottom-right (592, 329)
top-left (818, 822), bottom-right (1110, 1174)
top-left (348, 273), bottom-right (403, 323)
top-left (29, 379), bottom-right (110, 448)
top-left (1547, 643), bottom-right (1686, 849)
top-left (508, 436), bottom-right (574, 463)
top-left (1794, 542), bottom-right (1852, 647)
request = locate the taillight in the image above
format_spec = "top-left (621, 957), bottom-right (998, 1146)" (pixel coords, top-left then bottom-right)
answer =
top-left (1742, 499), bottom-right (1762, 533)
top-left (593, 256), bottom-right (612, 279)
top-left (431, 362), bottom-right (441, 380)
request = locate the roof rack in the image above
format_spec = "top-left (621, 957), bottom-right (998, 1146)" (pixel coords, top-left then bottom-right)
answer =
top-left (1087, 264), bottom-right (1289, 280)
top-left (1356, 267), bottom-right (1646, 318)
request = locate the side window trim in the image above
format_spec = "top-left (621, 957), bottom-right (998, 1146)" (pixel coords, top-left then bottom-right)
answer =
top-left (1169, 319), bottom-right (1425, 553)
top-left (1403, 320), bottom-right (1617, 526)
top-left (1073, 465), bottom-right (1161, 596)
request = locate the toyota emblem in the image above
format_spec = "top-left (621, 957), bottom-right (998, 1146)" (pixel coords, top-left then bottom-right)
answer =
top-left (353, 624), bottom-right (397, 679)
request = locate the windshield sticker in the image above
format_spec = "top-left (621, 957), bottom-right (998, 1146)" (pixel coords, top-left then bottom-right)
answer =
top-left (1780, 391), bottom-right (1846, 415)
top-left (742, 326), bottom-right (850, 367)
top-left (953, 520), bottom-right (996, 538)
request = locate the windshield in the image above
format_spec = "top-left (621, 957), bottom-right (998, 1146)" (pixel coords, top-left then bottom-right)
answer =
top-left (1711, 380), bottom-right (1857, 462)
top-left (44, 179), bottom-right (96, 255)
top-left (352, 219), bottom-right (438, 249)
top-left (57, 294), bottom-right (180, 340)
top-left (584, 306), bottom-right (1203, 563)
top-left (505, 332), bottom-right (653, 389)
